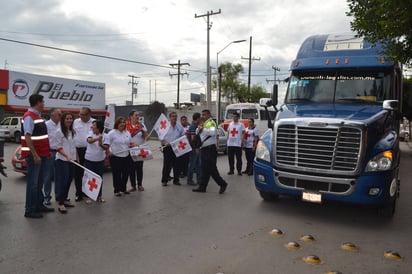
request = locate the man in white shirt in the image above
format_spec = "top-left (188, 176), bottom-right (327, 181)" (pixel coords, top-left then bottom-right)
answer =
top-left (44, 108), bottom-right (61, 205)
top-left (73, 107), bottom-right (95, 201)
top-left (227, 112), bottom-right (245, 176)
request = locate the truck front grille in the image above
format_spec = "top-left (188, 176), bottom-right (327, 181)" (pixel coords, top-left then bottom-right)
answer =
top-left (276, 125), bottom-right (362, 171)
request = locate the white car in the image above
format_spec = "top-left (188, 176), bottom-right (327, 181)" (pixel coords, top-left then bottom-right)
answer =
top-left (0, 116), bottom-right (22, 143)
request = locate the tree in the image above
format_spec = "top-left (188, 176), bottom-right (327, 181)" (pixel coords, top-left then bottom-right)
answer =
top-left (215, 62), bottom-right (269, 103)
top-left (347, 0), bottom-right (412, 66)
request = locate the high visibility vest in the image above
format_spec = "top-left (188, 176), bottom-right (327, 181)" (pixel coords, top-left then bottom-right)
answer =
top-left (21, 111), bottom-right (50, 158)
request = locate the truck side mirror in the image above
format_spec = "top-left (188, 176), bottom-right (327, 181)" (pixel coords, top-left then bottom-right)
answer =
top-left (272, 84), bottom-right (278, 106)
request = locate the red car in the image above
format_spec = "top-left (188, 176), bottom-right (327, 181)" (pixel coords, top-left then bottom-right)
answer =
top-left (11, 145), bottom-right (110, 175)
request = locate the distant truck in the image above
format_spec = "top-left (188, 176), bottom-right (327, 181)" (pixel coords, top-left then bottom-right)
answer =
top-left (220, 102), bottom-right (276, 135)
top-left (254, 33), bottom-right (402, 216)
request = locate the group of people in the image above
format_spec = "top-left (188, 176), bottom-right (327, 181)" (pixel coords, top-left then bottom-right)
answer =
top-left (159, 109), bottom-right (259, 194)
top-left (21, 94), bottom-right (259, 219)
top-left (22, 94), bottom-right (148, 218)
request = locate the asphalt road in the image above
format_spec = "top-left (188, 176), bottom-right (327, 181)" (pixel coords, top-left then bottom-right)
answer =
top-left (0, 141), bottom-right (411, 274)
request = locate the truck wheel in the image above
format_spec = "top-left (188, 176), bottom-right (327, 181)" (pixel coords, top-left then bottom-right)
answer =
top-left (378, 197), bottom-right (397, 218)
top-left (259, 190), bottom-right (279, 202)
top-left (14, 131), bottom-right (21, 144)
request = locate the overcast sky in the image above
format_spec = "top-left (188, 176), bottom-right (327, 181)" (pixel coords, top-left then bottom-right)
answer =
top-left (0, 0), bottom-right (353, 106)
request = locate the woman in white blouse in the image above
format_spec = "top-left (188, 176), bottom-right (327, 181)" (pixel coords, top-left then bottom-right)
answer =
top-left (104, 116), bottom-right (132, 196)
top-left (55, 113), bottom-right (76, 214)
top-left (84, 120), bottom-right (107, 204)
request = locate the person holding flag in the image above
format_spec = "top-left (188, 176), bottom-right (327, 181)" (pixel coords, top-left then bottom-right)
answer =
top-left (104, 116), bottom-right (132, 196)
top-left (159, 112), bottom-right (185, 186)
top-left (54, 113), bottom-right (76, 214)
top-left (84, 120), bottom-right (107, 204)
top-left (126, 110), bottom-right (148, 192)
top-left (192, 109), bottom-right (228, 194)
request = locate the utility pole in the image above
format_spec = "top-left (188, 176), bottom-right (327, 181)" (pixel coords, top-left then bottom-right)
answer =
top-left (195, 9), bottom-right (221, 110)
top-left (169, 60), bottom-right (190, 109)
top-left (241, 36), bottom-right (260, 93)
top-left (128, 74), bottom-right (139, 105)
top-left (266, 66), bottom-right (280, 84)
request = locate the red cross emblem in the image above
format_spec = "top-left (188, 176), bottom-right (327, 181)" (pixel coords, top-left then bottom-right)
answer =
top-left (138, 148), bottom-right (148, 158)
top-left (160, 120), bottom-right (167, 129)
top-left (105, 111), bottom-right (110, 118)
top-left (178, 141), bottom-right (187, 150)
top-left (230, 127), bottom-right (239, 137)
top-left (245, 131), bottom-right (251, 139)
top-left (87, 178), bottom-right (98, 191)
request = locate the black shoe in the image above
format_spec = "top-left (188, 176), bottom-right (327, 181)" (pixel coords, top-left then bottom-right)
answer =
top-left (24, 212), bottom-right (43, 218)
top-left (75, 196), bottom-right (83, 202)
top-left (123, 191), bottom-right (131, 195)
top-left (242, 170), bottom-right (248, 174)
top-left (247, 173), bottom-right (253, 176)
top-left (38, 206), bottom-right (55, 213)
top-left (162, 182), bottom-right (168, 187)
top-left (227, 171), bottom-right (234, 175)
top-left (238, 172), bottom-right (242, 176)
top-left (173, 181), bottom-right (181, 186)
top-left (114, 192), bottom-right (122, 197)
top-left (187, 181), bottom-right (197, 186)
top-left (192, 188), bottom-right (206, 193)
top-left (219, 182), bottom-right (228, 194)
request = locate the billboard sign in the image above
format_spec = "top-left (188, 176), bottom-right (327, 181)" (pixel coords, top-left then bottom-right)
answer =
top-left (6, 70), bottom-right (105, 110)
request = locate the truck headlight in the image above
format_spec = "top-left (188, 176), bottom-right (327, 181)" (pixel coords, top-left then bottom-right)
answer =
top-left (255, 140), bottom-right (270, 162)
top-left (365, 151), bottom-right (393, 172)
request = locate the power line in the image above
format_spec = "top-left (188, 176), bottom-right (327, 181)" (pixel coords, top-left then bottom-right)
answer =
top-left (0, 37), bottom-right (206, 73)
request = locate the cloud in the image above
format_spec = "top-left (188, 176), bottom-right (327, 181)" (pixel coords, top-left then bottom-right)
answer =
top-left (0, 0), bottom-right (353, 106)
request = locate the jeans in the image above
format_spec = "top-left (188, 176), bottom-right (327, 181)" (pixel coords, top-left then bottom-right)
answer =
top-left (228, 146), bottom-right (242, 173)
top-left (55, 159), bottom-right (74, 205)
top-left (25, 155), bottom-right (48, 213)
top-left (187, 149), bottom-right (201, 183)
top-left (43, 150), bottom-right (56, 202)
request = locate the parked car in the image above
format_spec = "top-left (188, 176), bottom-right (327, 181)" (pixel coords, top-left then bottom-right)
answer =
top-left (11, 145), bottom-right (111, 175)
top-left (0, 116), bottom-right (22, 143)
top-left (217, 127), bottom-right (227, 154)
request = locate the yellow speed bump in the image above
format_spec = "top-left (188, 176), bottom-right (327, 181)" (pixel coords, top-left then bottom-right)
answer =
top-left (384, 250), bottom-right (402, 260)
top-left (284, 241), bottom-right (301, 250)
top-left (269, 228), bottom-right (283, 236)
top-left (325, 272), bottom-right (342, 274)
top-left (300, 234), bottom-right (315, 242)
top-left (303, 255), bottom-right (323, 264)
top-left (340, 242), bottom-right (359, 251)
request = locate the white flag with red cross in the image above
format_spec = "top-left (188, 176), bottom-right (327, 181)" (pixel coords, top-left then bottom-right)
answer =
top-left (153, 113), bottom-right (170, 140)
top-left (81, 169), bottom-right (103, 201)
top-left (129, 144), bottom-right (153, 161)
top-left (104, 104), bottom-right (116, 130)
top-left (170, 135), bottom-right (192, 157)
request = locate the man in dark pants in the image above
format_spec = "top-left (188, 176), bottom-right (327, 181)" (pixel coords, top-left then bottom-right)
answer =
top-left (160, 112), bottom-right (185, 186)
top-left (73, 107), bottom-right (95, 201)
top-left (192, 109), bottom-right (228, 194)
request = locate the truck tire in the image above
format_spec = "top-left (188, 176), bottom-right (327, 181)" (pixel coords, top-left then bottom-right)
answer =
top-left (259, 190), bottom-right (279, 202)
top-left (378, 197), bottom-right (397, 218)
top-left (14, 131), bottom-right (21, 144)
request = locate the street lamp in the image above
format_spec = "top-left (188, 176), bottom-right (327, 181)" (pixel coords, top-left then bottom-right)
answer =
top-left (216, 39), bottom-right (247, 123)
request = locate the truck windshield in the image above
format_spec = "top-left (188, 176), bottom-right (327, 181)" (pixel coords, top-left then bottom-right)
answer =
top-left (285, 70), bottom-right (392, 104)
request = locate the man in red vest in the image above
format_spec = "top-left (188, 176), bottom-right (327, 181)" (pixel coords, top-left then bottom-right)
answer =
top-left (21, 94), bottom-right (54, 218)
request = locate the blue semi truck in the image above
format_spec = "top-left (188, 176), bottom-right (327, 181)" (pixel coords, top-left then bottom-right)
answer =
top-left (254, 33), bottom-right (402, 216)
